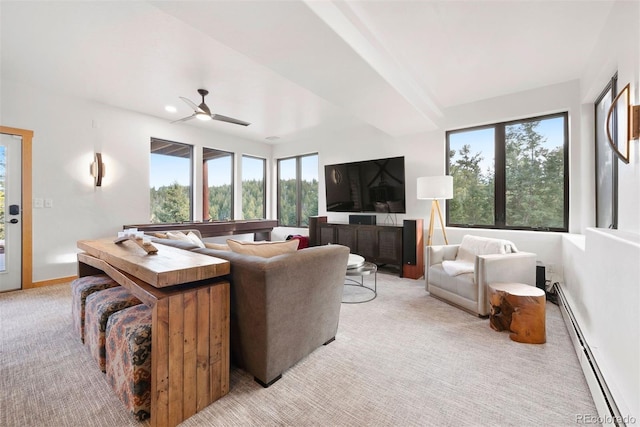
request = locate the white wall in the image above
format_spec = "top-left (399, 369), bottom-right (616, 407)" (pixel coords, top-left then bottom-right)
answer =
top-left (1, 79), bottom-right (271, 282)
top-left (562, 229), bottom-right (639, 420)
top-left (561, 0), bottom-right (640, 421)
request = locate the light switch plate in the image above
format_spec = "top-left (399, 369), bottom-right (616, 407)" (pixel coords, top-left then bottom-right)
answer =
top-left (44, 198), bottom-right (53, 208)
top-left (33, 198), bottom-right (44, 208)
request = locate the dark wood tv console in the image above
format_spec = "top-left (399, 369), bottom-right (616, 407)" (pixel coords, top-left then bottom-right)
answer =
top-left (309, 216), bottom-right (424, 279)
top-left (123, 219), bottom-right (278, 241)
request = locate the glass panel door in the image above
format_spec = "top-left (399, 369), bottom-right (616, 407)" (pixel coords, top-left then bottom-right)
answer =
top-left (0, 133), bottom-right (22, 291)
top-left (0, 144), bottom-right (5, 273)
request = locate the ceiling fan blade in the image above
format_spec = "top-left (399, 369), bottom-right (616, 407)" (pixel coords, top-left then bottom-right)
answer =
top-left (198, 102), bottom-right (212, 115)
top-left (212, 114), bottom-right (251, 127)
top-left (179, 96), bottom-right (204, 113)
top-left (170, 114), bottom-right (196, 124)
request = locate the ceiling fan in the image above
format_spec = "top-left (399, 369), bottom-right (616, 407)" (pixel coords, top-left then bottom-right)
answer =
top-left (171, 89), bottom-right (250, 126)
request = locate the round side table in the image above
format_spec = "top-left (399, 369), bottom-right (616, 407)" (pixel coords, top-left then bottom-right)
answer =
top-left (343, 261), bottom-right (377, 304)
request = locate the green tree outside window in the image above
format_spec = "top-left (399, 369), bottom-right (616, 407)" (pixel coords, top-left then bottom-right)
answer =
top-left (448, 113), bottom-right (567, 231)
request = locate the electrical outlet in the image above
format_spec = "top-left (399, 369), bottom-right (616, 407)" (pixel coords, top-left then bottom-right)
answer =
top-left (33, 198), bottom-right (44, 208)
top-left (44, 198), bottom-right (53, 208)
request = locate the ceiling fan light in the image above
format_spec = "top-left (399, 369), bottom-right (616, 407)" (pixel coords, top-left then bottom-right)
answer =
top-left (196, 112), bottom-right (211, 121)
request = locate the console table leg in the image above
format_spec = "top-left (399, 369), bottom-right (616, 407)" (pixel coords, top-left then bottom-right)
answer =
top-left (150, 282), bottom-right (230, 427)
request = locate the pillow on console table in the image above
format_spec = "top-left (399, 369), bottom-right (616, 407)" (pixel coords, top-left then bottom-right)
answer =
top-left (226, 239), bottom-right (299, 258)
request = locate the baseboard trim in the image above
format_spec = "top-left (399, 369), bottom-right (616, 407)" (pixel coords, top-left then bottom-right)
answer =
top-left (555, 283), bottom-right (625, 425)
top-left (27, 275), bottom-right (77, 289)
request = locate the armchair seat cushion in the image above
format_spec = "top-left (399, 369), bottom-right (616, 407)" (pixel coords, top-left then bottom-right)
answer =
top-left (428, 264), bottom-right (476, 301)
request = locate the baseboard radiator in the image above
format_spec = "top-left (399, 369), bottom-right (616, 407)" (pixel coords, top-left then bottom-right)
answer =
top-left (555, 284), bottom-right (626, 426)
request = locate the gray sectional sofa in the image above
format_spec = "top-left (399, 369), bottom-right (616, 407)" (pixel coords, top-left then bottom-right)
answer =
top-left (151, 235), bottom-right (350, 387)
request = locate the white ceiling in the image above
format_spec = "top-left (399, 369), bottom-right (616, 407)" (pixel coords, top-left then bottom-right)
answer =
top-left (0, 0), bottom-right (615, 143)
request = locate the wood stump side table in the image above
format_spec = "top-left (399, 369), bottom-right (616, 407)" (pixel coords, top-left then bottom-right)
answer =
top-left (488, 282), bottom-right (546, 344)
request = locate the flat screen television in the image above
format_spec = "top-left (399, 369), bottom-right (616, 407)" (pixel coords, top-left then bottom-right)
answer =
top-left (325, 156), bottom-right (406, 213)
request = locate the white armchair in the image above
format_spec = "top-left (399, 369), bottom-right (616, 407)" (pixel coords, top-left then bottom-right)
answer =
top-left (425, 236), bottom-right (537, 316)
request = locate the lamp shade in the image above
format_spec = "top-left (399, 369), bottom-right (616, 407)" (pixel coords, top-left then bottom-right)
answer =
top-left (417, 176), bottom-right (453, 200)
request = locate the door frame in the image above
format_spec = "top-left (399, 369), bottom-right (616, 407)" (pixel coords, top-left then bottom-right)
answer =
top-left (0, 126), bottom-right (33, 288)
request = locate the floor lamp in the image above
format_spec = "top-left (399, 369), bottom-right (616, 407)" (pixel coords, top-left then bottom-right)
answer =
top-left (417, 176), bottom-right (453, 246)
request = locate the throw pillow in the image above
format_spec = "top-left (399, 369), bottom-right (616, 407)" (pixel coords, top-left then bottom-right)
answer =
top-left (226, 239), bottom-right (299, 258)
top-left (204, 242), bottom-right (231, 251)
top-left (166, 231), bottom-right (190, 242)
top-left (166, 231), bottom-right (205, 249)
top-left (185, 231), bottom-right (205, 248)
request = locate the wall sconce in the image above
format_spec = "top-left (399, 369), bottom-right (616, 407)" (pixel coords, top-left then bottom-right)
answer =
top-left (90, 152), bottom-right (105, 187)
top-left (606, 83), bottom-right (640, 164)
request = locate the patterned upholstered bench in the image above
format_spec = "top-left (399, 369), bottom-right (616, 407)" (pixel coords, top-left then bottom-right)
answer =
top-left (84, 286), bottom-right (142, 372)
top-left (71, 274), bottom-right (118, 342)
top-left (106, 304), bottom-right (152, 421)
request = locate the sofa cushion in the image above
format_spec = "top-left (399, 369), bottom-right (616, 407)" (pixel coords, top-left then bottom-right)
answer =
top-left (226, 239), bottom-right (299, 258)
top-left (204, 242), bottom-right (231, 251)
top-left (166, 231), bottom-right (205, 248)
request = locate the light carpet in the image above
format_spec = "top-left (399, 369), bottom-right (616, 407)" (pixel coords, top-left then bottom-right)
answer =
top-left (0, 273), bottom-right (597, 426)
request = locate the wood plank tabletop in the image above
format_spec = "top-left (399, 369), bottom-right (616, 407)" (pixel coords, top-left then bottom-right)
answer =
top-left (78, 238), bottom-right (230, 288)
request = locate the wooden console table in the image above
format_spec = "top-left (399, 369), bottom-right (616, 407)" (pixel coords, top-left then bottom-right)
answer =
top-left (123, 219), bottom-right (278, 241)
top-left (77, 238), bottom-right (231, 427)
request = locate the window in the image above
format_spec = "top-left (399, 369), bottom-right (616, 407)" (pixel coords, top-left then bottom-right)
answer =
top-left (594, 74), bottom-right (618, 229)
top-left (203, 148), bottom-right (233, 221)
top-left (447, 112), bottom-right (568, 231)
top-left (242, 155), bottom-right (266, 219)
top-left (150, 138), bottom-right (193, 223)
top-left (277, 153), bottom-right (318, 227)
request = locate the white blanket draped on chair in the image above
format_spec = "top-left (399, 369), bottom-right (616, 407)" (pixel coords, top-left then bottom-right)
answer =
top-left (442, 235), bottom-right (518, 276)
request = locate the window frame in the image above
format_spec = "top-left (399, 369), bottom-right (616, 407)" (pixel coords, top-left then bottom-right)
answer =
top-left (594, 74), bottom-right (618, 229)
top-left (150, 137), bottom-right (194, 223)
top-left (241, 154), bottom-right (266, 219)
top-left (202, 147), bottom-right (234, 221)
top-left (277, 153), bottom-right (318, 228)
top-left (446, 112), bottom-right (569, 232)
